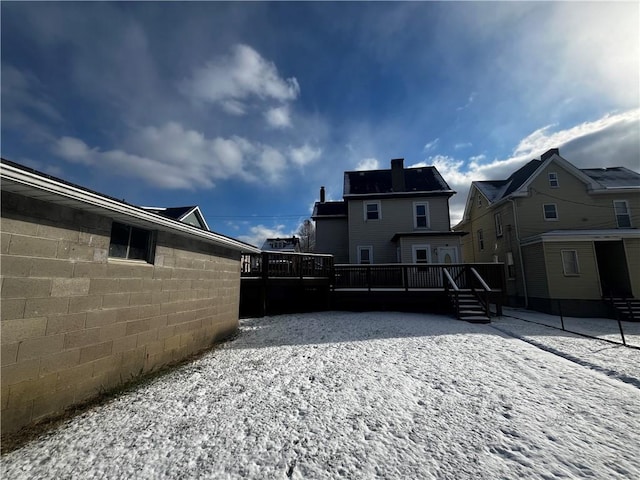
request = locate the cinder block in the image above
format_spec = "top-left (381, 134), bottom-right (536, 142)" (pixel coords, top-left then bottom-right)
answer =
top-left (30, 257), bottom-right (75, 278)
top-left (1, 317), bottom-right (47, 344)
top-left (90, 355), bottom-right (120, 378)
top-left (51, 278), bottom-right (91, 297)
top-left (88, 278), bottom-right (120, 295)
top-left (93, 248), bottom-right (108, 263)
top-left (129, 292), bottom-right (153, 307)
top-left (0, 403), bottom-right (34, 435)
top-left (125, 318), bottom-right (150, 336)
top-left (152, 266), bottom-right (172, 280)
top-left (17, 334), bottom-right (65, 361)
top-left (1, 255), bottom-right (31, 277)
top-left (1, 342), bottom-right (19, 366)
top-left (138, 303), bottom-right (161, 319)
top-left (56, 362), bottom-right (94, 385)
top-left (99, 322), bottom-right (127, 342)
top-left (161, 279), bottom-right (186, 292)
top-left (2, 277), bottom-right (52, 299)
top-left (163, 335), bottom-right (181, 351)
top-left (1, 298), bottom-right (26, 320)
top-left (1, 218), bottom-right (38, 236)
top-left (111, 335), bottom-right (137, 354)
top-left (31, 386), bottom-right (76, 422)
top-left (72, 262), bottom-right (108, 278)
top-left (46, 312), bottom-right (86, 335)
top-left (74, 375), bottom-right (107, 403)
top-left (101, 293), bottom-right (130, 308)
top-left (1, 232), bottom-right (11, 254)
top-left (56, 241), bottom-right (95, 261)
top-left (167, 310), bottom-right (196, 326)
top-left (36, 224), bottom-right (79, 242)
top-left (68, 294), bottom-right (103, 314)
top-left (85, 309), bottom-right (118, 328)
top-left (1, 357), bottom-right (40, 385)
top-left (39, 349), bottom-right (81, 375)
top-left (115, 306), bottom-right (140, 323)
top-left (8, 373), bottom-right (58, 407)
top-left (64, 327), bottom-right (101, 349)
top-left (8, 234), bottom-right (58, 258)
top-left (79, 341), bottom-right (113, 363)
top-left (24, 297), bottom-right (69, 317)
top-left (78, 231), bottom-right (110, 248)
top-left (136, 329), bottom-right (158, 347)
top-left (142, 278), bottom-right (163, 292)
top-left (173, 319), bottom-right (202, 335)
top-left (156, 324), bottom-right (174, 340)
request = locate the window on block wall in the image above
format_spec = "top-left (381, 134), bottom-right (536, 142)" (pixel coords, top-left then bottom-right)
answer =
top-left (109, 222), bottom-right (155, 262)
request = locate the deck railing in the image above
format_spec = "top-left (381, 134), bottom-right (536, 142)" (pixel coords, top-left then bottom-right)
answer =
top-left (241, 252), bottom-right (334, 279)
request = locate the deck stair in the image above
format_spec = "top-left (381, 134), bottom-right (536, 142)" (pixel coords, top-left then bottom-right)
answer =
top-left (606, 296), bottom-right (640, 322)
top-left (455, 290), bottom-right (491, 323)
top-left (443, 267), bottom-right (491, 324)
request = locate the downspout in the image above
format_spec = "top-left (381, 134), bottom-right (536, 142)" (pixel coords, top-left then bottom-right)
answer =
top-left (509, 198), bottom-right (528, 308)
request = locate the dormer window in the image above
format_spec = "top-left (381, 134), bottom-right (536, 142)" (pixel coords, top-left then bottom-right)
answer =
top-left (548, 172), bottom-right (559, 188)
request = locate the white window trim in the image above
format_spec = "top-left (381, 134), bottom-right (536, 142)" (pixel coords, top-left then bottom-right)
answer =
top-left (614, 200), bottom-right (632, 228)
top-left (494, 213), bottom-right (503, 237)
top-left (357, 245), bottom-right (373, 264)
top-left (477, 229), bottom-right (484, 251)
top-left (561, 249), bottom-right (580, 276)
top-left (543, 203), bottom-right (558, 221)
top-left (548, 172), bottom-right (559, 188)
top-left (413, 201), bottom-right (430, 229)
top-left (412, 244), bottom-right (431, 264)
top-left (363, 201), bottom-right (381, 221)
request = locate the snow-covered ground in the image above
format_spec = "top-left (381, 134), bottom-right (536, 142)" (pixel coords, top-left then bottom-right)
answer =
top-left (3, 311), bottom-right (640, 479)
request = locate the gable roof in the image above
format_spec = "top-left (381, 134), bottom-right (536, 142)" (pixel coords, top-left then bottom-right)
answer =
top-left (344, 166), bottom-right (453, 197)
top-left (581, 167), bottom-right (640, 189)
top-left (0, 158), bottom-right (260, 253)
top-left (474, 160), bottom-right (543, 203)
top-left (140, 205), bottom-right (210, 231)
top-left (261, 236), bottom-right (300, 252)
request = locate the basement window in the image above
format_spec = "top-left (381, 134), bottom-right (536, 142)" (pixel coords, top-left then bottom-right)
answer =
top-left (109, 222), bottom-right (155, 262)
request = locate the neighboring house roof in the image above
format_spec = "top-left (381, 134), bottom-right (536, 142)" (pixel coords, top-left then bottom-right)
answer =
top-left (521, 229), bottom-right (640, 246)
top-left (344, 166), bottom-right (453, 197)
top-left (458, 149), bottom-right (640, 226)
top-left (261, 237), bottom-right (300, 252)
top-left (0, 158), bottom-right (260, 254)
top-left (311, 201), bottom-right (348, 218)
top-left (140, 205), bottom-right (210, 231)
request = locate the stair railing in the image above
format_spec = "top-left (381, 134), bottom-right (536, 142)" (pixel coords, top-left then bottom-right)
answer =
top-left (469, 267), bottom-right (491, 318)
top-left (443, 268), bottom-right (461, 319)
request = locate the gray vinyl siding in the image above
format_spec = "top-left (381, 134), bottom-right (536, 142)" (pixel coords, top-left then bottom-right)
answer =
top-left (348, 196), bottom-right (452, 263)
top-left (543, 241), bottom-right (601, 299)
top-left (181, 211), bottom-right (203, 229)
top-left (522, 243), bottom-right (549, 299)
top-left (314, 217), bottom-right (349, 263)
top-left (397, 237), bottom-right (461, 263)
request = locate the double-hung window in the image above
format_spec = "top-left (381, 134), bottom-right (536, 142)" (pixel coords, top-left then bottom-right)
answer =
top-left (614, 200), bottom-right (631, 228)
top-left (561, 250), bottom-right (579, 276)
top-left (548, 172), bottom-right (559, 188)
top-left (364, 201), bottom-right (381, 221)
top-left (543, 204), bottom-right (558, 221)
top-left (494, 213), bottom-right (503, 237)
top-left (414, 202), bottom-right (429, 229)
top-left (477, 229), bottom-right (484, 251)
top-left (109, 222), bottom-right (154, 262)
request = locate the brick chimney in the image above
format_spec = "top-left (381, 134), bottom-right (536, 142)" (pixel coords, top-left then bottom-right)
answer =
top-left (391, 158), bottom-right (405, 192)
top-left (320, 186), bottom-right (326, 203)
top-left (541, 148), bottom-right (559, 161)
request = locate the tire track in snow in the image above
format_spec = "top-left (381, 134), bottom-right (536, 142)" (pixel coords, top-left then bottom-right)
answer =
top-left (488, 323), bottom-right (640, 390)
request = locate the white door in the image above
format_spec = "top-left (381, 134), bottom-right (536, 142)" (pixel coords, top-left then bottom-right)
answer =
top-left (437, 247), bottom-right (457, 264)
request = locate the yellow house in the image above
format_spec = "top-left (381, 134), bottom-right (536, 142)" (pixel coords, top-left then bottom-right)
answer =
top-left (454, 148), bottom-right (640, 318)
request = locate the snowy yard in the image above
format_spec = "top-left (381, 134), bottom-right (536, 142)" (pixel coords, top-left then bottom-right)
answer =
top-left (3, 311), bottom-right (640, 479)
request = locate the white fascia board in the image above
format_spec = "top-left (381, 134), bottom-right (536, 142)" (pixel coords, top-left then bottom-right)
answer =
top-left (1, 163), bottom-right (260, 254)
top-left (520, 229), bottom-right (640, 246)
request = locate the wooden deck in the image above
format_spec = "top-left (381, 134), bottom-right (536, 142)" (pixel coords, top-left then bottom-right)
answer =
top-left (240, 252), bottom-right (506, 318)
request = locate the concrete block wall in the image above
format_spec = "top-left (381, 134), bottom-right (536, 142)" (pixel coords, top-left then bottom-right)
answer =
top-left (1, 191), bottom-right (241, 434)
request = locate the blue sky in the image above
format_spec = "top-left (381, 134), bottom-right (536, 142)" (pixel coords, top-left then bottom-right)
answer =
top-left (2, 2), bottom-right (639, 247)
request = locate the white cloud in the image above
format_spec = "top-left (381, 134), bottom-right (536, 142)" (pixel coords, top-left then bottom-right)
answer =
top-left (257, 146), bottom-right (287, 183)
top-left (264, 105), bottom-right (292, 128)
top-left (53, 137), bottom-right (96, 164)
top-left (181, 44), bottom-right (300, 113)
top-left (456, 92), bottom-right (476, 111)
top-left (423, 138), bottom-right (439, 152)
top-left (237, 224), bottom-right (292, 249)
top-left (289, 144), bottom-right (322, 167)
top-left (355, 158), bottom-right (379, 170)
top-left (454, 142), bottom-right (472, 150)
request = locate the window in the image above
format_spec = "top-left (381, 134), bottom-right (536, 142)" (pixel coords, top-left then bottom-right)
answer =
top-left (548, 172), bottom-right (559, 188)
top-left (414, 202), bottom-right (429, 229)
top-left (494, 213), bottom-right (503, 237)
top-left (412, 245), bottom-right (431, 264)
top-left (477, 229), bottom-right (484, 251)
top-left (477, 194), bottom-right (483, 207)
top-left (358, 246), bottom-right (373, 264)
top-left (364, 201), bottom-right (381, 221)
top-left (543, 204), bottom-right (558, 221)
top-left (561, 250), bottom-right (579, 275)
top-left (109, 222), bottom-right (154, 262)
top-left (614, 200), bottom-right (631, 228)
